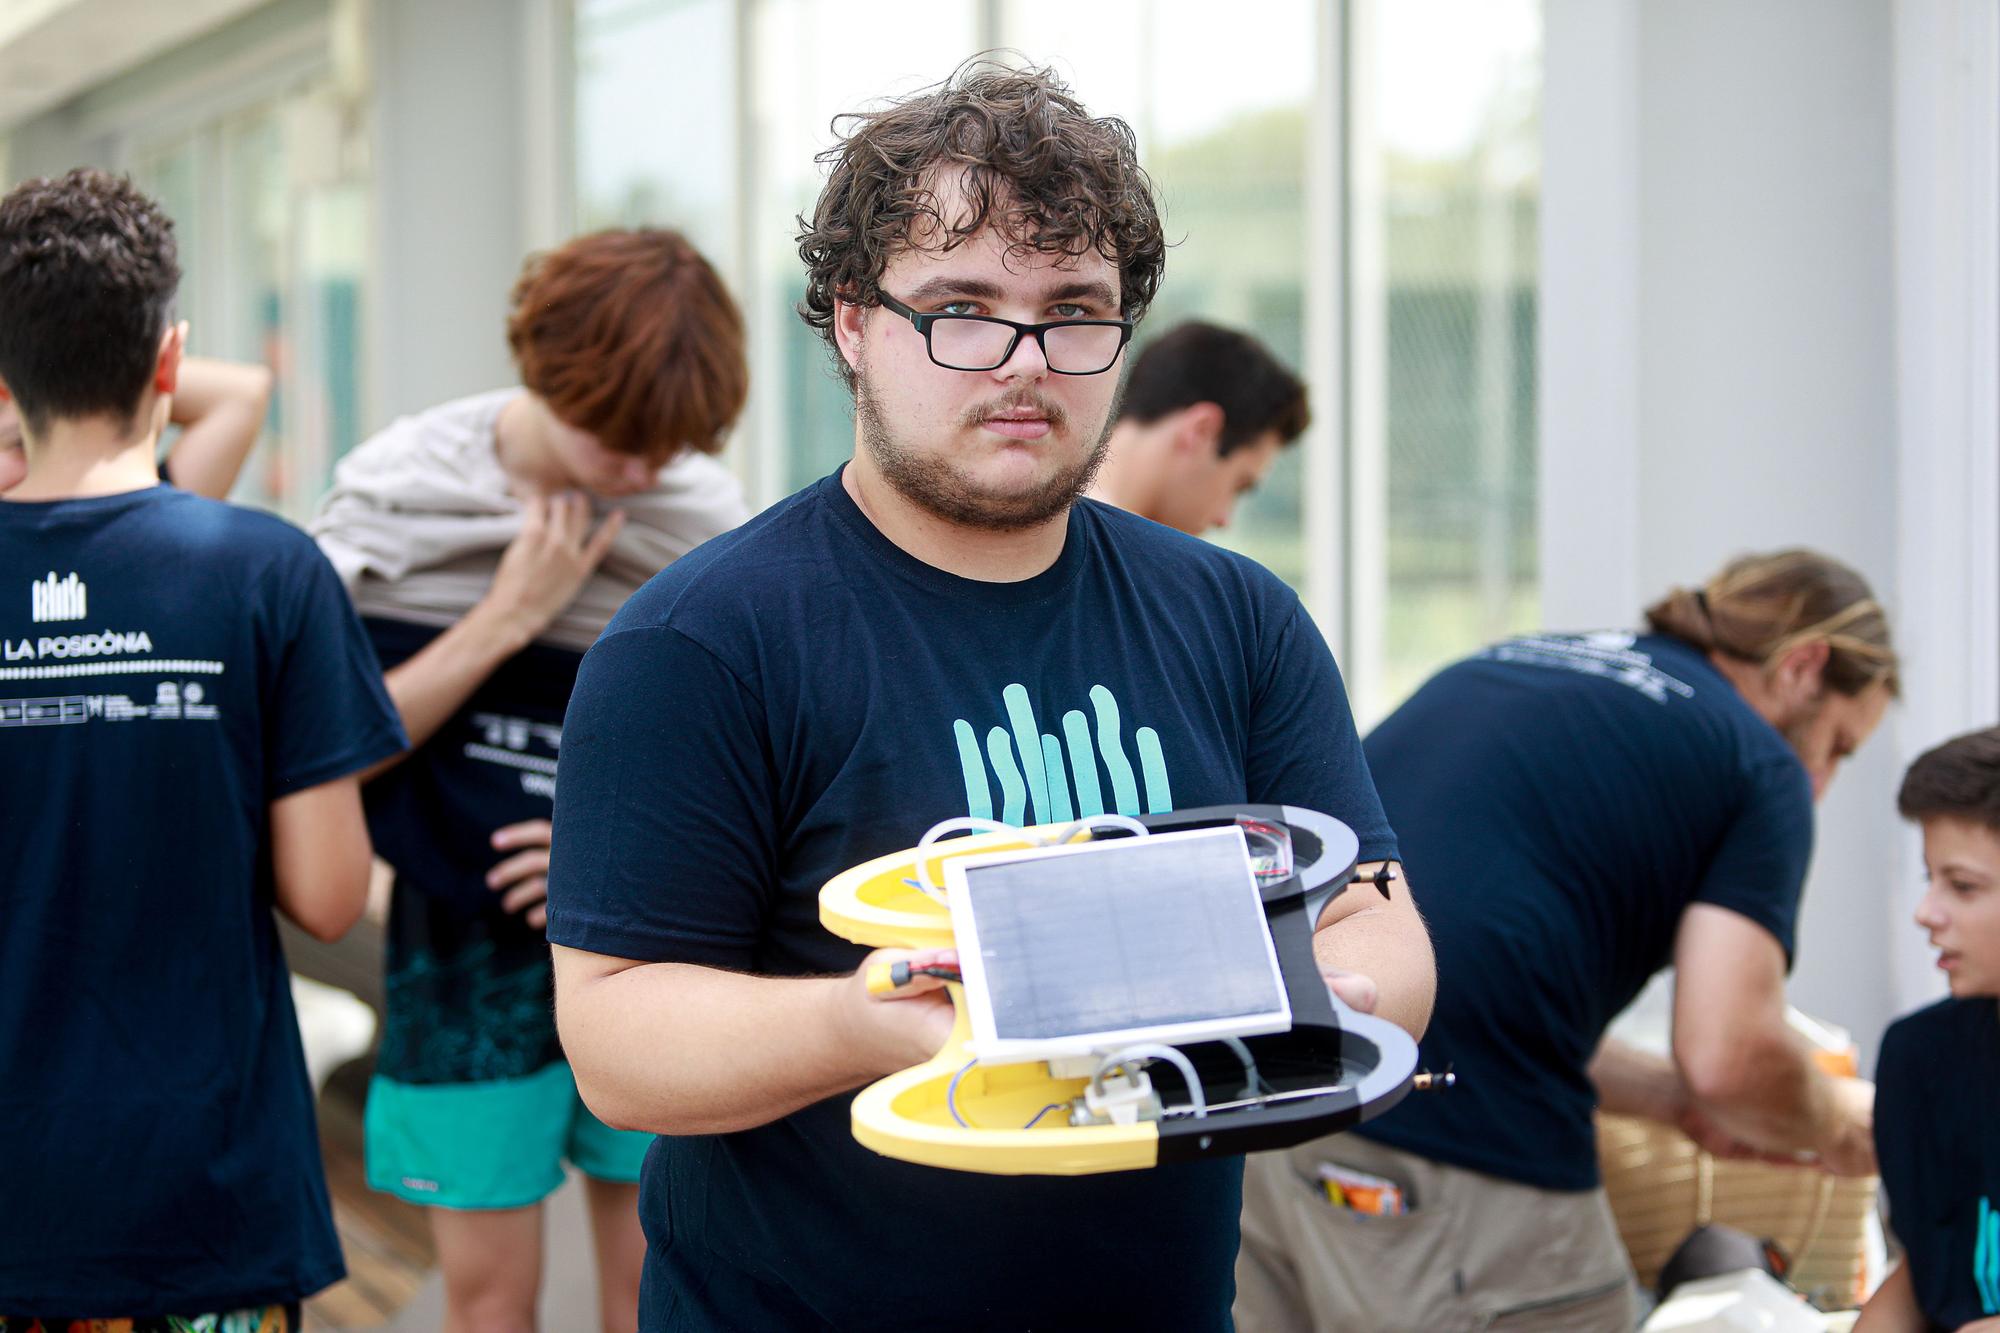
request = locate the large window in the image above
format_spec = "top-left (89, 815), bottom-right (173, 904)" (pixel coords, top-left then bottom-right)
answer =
top-left (572, 0), bottom-right (1540, 719)
top-left (123, 82), bottom-right (369, 523)
top-left (1348, 0), bottom-right (1541, 720)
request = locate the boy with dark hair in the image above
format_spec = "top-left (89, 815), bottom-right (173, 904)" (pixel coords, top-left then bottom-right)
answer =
top-left (3, 354), bottom-right (273, 499)
top-left (1090, 319), bottom-right (1309, 534)
top-left (0, 169), bottom-right (404, 1325)
top-left (546, 61), bottom-right (1432, 1331)
top-left (1856, 726), bottom-right (2000, 1332)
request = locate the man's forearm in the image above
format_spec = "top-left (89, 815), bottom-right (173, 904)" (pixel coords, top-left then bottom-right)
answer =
top-left (1681, 1023), bottom-right (1840, 1153)
top-left (553, 956), bottom-right (893, 1137)
top-left (1590, 1037), bottom-right (1689, 1123)
top-left (1313, 868), bottom-right (1435, 1038)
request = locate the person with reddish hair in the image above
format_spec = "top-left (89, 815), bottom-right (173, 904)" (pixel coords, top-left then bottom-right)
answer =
top-left (310, 227), bottom-right (749, 1333)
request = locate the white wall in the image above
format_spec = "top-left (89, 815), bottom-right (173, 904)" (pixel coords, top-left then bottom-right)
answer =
top-left (0, 0), bottom-right (544, 433)
top-left (1543, 0), bottom-right (1904, 1059)
top-left (365, 0), bottom-right (535, 422)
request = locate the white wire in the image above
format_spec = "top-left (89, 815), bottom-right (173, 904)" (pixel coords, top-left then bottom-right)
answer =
top-left (910, 813), bottom-right (1151, 904)
top-left (1090, 1043), bottom-right (1208, 1120)
top-left (912, 817), bottom-right (1013, 903)
top-left (1040, 813), bottom-right (1150, 846)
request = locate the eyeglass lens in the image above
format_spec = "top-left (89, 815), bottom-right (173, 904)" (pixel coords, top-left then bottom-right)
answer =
top-left (928, 318), bottom-right (1125, 373)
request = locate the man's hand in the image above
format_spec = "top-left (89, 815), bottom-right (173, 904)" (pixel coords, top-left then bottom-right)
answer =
top-left (1674, 1102), bottom-right (1805, 1165)
top-left (1311, 859), bottom-right (1435, 1038)
top-left (834, 947), bottom-right (958, 1074)
top-left (1321, 966), bottom-right (1379, 1014)
top-left (481, 492), bottom-right (626, 643)
top-left (489, 818), bottom-right (553, 929)
top-left (1812, 1076), bottom-right (1877, 1177)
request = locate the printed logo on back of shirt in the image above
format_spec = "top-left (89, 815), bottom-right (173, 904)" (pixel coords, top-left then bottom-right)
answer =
top-left (28, 571), bottom-right (86, 623)
top-left (952, 683), bottom-right (1173, 826)
top-left (1476, 633), bottom-right (1696, 705)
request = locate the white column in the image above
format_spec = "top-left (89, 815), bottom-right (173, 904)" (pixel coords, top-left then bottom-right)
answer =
top-left (1890, 0), bottom-right (2000, 1014)
top-left (1536, 0), bottom-right (1642, 632)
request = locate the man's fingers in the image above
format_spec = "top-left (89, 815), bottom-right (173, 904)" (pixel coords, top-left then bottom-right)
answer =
top-left (1321, 967), bottom-right (1379, 1015)
top-left (517, 494), bottom-right (548, 539)
top-left (501, 879), bottom-right (548, 915)
top-left (491, 818), bottom-right (553, 850)
top-left (487, 848), bottom-right (552, 888)
top-left (583, 508), bottom-right (627, 567)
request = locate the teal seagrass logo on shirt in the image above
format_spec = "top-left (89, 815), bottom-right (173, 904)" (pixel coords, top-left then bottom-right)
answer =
top-left (1977, 1196), bottom-right (2000, 1314)
top-left (953, 683), bottom-right (1172, 826)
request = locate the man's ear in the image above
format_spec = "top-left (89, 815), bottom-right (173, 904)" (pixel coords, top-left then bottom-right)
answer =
top-left (1175, 401), bottom-right (1226, 458)
top-left (1772, 637), bottom-right (1832, 703)
top-left (154, 320), bottom-right (188, 396)
top-left (832, 297), bottom-right (867, 374)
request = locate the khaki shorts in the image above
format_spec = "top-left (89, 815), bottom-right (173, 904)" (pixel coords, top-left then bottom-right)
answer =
top-left (1236, 1135), bottom-right (1638, 1332)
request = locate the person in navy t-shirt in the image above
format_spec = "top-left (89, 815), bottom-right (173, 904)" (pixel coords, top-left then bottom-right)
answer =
top-left (544, 62), bottom-right (1436, 1332)
top-left (0, 172), bottom-right (404, 1322)
top-left (1857, 727), bottom-right (2000, 1333)
top-left (3, 354), bottom-right (271, 500)
top-left (1238, 550), bottom-right (1898, 1333)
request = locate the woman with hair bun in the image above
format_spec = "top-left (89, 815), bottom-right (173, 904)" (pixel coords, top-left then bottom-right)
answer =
top-left (310, 228), bottom-right (749, 1332)
top-left (1240, 548), bottom-right (1900, 1332)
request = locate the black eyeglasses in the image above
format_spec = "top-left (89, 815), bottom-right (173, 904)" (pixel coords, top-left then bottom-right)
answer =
top-left (875, 291), bottom-right (1134, 376)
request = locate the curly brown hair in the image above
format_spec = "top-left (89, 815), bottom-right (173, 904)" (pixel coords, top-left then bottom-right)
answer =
top-left (507, 228), bottom-right (747, 459)
top-left (796, 59), bottom-right (1166, 390)
top-left (0, 169), bottom-right (179, 435)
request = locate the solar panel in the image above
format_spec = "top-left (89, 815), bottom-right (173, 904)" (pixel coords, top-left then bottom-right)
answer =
top-left (944, 826), bottom-right (1292, 1062)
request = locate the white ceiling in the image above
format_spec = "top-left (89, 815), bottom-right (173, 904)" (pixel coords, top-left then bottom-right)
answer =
top-left (0, 0), bottom-right (272, 132)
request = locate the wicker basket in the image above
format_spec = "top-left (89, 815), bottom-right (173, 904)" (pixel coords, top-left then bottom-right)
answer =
top-left (1597, 1112), bottom-right (1877, 1310)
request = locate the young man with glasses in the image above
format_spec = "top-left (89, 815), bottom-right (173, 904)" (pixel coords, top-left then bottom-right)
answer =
top-left (544, 62), bottom-right (1433, 1331)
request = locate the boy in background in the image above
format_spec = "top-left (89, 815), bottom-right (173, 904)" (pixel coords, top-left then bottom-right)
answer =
top-left (1858, 726), bottom-right (2000, 1333)
top-left (0, 169), bottom-right (404, 1328)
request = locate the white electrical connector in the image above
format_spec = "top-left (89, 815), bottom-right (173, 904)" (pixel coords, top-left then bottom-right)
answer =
top-left (1075, 1066), bottom-right (1161, 1126)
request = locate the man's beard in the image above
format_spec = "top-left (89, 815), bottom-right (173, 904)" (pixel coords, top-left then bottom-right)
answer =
top-left (854, 373), bottom-right (1115, 533)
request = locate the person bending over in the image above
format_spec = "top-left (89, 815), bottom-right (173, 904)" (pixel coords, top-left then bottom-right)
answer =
top-left (310, 228), bottom-right (748, 1333)
top-left (1238, 549), bottom-right (1896, 1332)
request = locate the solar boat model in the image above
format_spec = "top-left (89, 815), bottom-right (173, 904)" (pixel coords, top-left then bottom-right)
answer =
top-left (817, 804), bottom-right (1421, 1176)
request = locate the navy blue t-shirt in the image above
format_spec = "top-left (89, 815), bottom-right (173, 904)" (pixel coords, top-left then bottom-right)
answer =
top-left (0, 485), bottom-right (405, 1314)
top-left (1876, 997), bottom-right (2000, 1331)
top-left (547, 470), bottom-right (1395, 1332)
top-left (1357, 631), bottom-right (1813, 1191)
top-left (362, 615), bottom-right (578, 1086)
top-left (362, 615), bottom-right (576, 916)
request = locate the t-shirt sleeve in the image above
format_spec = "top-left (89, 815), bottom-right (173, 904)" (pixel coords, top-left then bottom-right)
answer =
top-left (1248, 599), bottom-right (1399, 864)
top-left (1690, 755), bottom-right (1814, 962)
top-left (545, 624), bottom-right (776, 967)
top-left (265, 539), bottom-right (407, 797)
